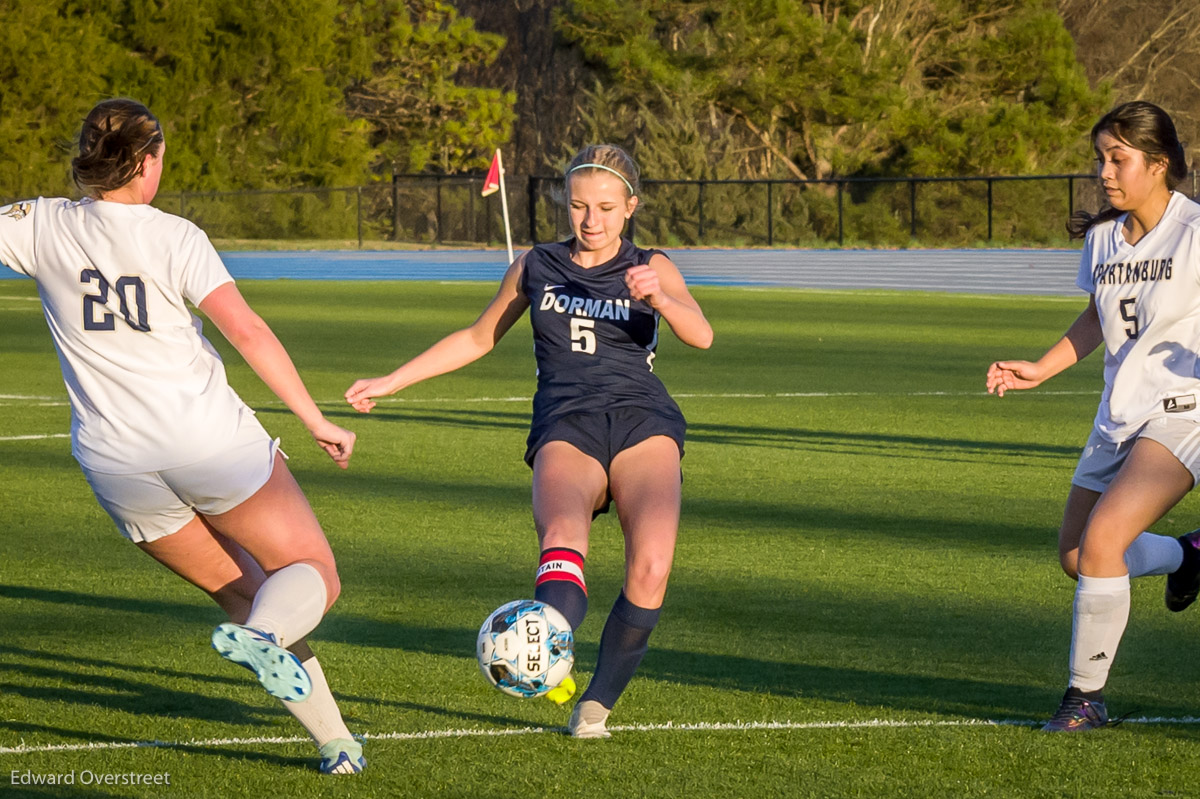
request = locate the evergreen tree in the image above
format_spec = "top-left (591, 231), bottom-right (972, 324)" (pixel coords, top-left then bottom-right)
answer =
top-left (0, 0), bottom-right (512, 200)
top-left (556, 0), bottom-right (1108, 180)
top-left (336, 0), bottom-right (516, 174)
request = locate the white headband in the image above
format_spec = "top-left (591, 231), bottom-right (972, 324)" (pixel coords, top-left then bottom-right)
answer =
top-left (568, 163), bottom-right (635, 195)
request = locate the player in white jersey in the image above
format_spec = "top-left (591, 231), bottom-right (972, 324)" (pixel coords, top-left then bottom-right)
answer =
top-left (987, 101), bottom-right (1200, 731)
top-left (0, 99), bottom-right (364, 773)
top-left (346, 144), bottom-right (713, 738)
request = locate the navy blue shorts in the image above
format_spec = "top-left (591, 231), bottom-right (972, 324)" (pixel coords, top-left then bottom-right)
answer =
top-left (525, 410), bottom-right (686, 515)
top-left (525, 408), bottom-right (685, 514)
top-left (525, 407), bottom-right (685, 469)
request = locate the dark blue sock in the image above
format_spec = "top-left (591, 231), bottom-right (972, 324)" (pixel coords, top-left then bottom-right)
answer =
top-left (534, 547), bottom-right (588, 631)
top-left (580, 591), bottom-right (660, 709)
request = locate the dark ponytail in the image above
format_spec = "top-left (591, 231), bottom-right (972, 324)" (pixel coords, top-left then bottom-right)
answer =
top-left (72, 99), bottom-right (163, 197)
top-left (1066, 207), bottom-right (1125, 239)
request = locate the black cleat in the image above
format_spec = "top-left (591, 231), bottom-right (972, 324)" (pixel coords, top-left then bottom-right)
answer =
top-left (1166, 529), bottom-right (1200, 612)
top-left (1042, 687), bottom-right (1109, 732)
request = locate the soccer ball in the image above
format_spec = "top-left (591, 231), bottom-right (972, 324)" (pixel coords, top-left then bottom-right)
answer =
top-left (476, 599), bottom-right (574, 698)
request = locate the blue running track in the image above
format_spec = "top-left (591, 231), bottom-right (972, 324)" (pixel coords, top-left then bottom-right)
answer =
top-left (2, 248), bottom-right (1085, 295)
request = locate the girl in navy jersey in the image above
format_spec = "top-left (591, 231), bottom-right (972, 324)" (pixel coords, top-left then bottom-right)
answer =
top-left (988, 102), bottom-right (1200, 731)
top-left (346, 144), bottom-right (712, 738)
top-left (0, 99), bottom-right (364, 773)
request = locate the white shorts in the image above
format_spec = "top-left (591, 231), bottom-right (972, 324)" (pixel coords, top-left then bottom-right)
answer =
top-left (81, 411), bottom-right (283, 544)
top-left (1072, 415), bottom-right (1200, 492)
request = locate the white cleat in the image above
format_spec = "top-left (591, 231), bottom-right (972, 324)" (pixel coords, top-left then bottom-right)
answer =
top-left (567, 699), bottom-right (612, 739)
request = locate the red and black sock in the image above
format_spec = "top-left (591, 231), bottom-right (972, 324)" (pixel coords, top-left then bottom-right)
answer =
top-left (534, 547), bottom-right (588, 631)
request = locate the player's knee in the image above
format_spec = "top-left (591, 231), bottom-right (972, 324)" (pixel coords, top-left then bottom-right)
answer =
top-left (1077, 519), bottom-right (1135, 573)
top-left (626, 556), bottom-right (672, 596)
top-left (321, 566), bottom-right (341, 609)
top-left (299, 556), bottom-right (341, 610)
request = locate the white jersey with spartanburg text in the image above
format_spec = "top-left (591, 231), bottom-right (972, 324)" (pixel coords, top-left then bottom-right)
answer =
top-left (1077, 191), bottom-right (1200, 442)
top-left (0, 197), bottom-right (247, 473)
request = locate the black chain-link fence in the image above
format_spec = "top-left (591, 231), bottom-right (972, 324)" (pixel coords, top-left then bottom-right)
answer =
top-left (149, 171), bottom-right (1200, 249)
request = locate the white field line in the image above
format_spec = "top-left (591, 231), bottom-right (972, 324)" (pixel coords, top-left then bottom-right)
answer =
top-left (0, 296), bottom-right (40, 301)
top-left (0, 389), bottom-right (1102, 443)
top-left (4, 715), bottom-right (1200, 755)
top-left (344, 389), bottom-right (1099, 403)
top-left (0, 433), bottom-right (68, 442)
top-left (0, 388), bottom-right (1102, 413)
top-left (0, 399), bottom-right (70, 409)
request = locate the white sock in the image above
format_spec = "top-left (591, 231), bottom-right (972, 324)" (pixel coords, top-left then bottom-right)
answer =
top-left (244, 562), bottom-right (328, 648)
top-left (282, 656), bottom-right (352, 746)
top-left (1068, 574), bottom-right (1130, 693)
top-left (1124, 532), bottom-right (1184, 577)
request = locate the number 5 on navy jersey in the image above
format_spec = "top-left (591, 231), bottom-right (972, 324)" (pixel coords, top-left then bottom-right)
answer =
top-left (570, 318), bottom-right (596, 354)
top-left (81, 269), bottom-right (151, 332)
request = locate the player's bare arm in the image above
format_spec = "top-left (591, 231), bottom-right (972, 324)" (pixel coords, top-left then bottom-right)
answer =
top-left (987, 295), bottom-right (1102, 397)
top-left (345, 254), bottom-right (532, 412)
top-left (200, 282), bottom-right (355, 467)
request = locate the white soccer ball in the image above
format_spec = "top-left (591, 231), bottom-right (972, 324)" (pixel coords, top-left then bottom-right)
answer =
top-left (476, 599), bottom-right (574, 698)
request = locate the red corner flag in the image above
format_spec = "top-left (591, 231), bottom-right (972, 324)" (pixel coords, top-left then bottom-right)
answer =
top-left (482, 151), bottom-right (501, 196)
top-left (481, 149), bottom-right (514, 263)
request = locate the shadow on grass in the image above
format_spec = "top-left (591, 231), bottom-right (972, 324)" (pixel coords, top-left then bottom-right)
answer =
top-left (264, 406), bottom-right (1080, 469)
top-left (0, 584), bottom-right (220, 626)
top-left (292, 464), bottom-right (1057, 556)
top-left (5, 581), bottom-right (1198, 728)
top-left (258, 404), bottom-right (531, 433)
top-left (0, 637), bottom-right (543, 737)
top-left (0, 647), bottom-right (278, 726)
top-left (2, 719), bottom-right (311, 773)
top-left (681, 495), bottom-right (1055, 551)
top-left (686, 420), bottom-right (1080, 463)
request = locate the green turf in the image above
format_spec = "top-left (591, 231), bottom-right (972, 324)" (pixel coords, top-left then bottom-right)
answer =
top-left (2, 280), bottom-right (1199, 798)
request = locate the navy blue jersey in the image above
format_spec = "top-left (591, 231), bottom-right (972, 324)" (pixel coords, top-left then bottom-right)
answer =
top-left (521, 238), bottom-right (684, 426)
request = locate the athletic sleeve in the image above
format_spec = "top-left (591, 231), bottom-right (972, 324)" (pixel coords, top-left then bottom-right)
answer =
top-left (1075, 230), bottom-right (1097, 294)
top-left (641, 246), bottom-right (668, 265)
top-left (0, 198), bottom-right (39, 277)
top-left (177, 223), bottom-right (234, 306)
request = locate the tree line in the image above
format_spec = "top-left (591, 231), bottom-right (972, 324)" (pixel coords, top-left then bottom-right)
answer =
top-left (0, 0), bottom-right (514, 198)
top-left (9, 1), bottom-right (1187, 202)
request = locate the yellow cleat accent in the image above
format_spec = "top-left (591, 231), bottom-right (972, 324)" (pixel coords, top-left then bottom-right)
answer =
top-left (544, 675), bottom-right (577, 705)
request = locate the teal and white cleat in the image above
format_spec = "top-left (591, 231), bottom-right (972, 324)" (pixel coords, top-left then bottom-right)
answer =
top-left (210, 622), bottom-right (312, 702)
top-left (319, 738), bottom-right (366, 775)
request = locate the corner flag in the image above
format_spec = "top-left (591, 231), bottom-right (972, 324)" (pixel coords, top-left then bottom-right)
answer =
top-left (482, 152), bottom-right (501, 197)
top-left (481, 149), bottom-right (514, 263)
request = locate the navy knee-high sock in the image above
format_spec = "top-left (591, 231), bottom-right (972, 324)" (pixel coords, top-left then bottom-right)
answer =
top-left (580, 591), bottom-right (660, 709)
top-left (534, 547), bottom-right (588, 631)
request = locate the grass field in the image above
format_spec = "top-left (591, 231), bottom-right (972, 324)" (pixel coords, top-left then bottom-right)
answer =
top-left (3, 279), bottom-right (1200, 798)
